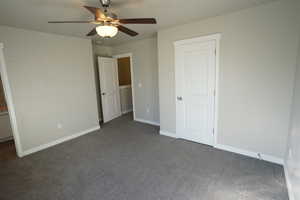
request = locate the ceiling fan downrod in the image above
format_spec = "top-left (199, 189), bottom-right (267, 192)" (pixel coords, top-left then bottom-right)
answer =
top-left (100, 0), bottom-right (111, 8)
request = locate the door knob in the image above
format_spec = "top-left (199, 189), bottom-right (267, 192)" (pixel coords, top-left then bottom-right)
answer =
top-left (101, 92), bottom-right (106, 95)
top-left (177, 96), bottom-right (183, 101)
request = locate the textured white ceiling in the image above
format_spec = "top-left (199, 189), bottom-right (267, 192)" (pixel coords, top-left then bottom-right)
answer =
top-left (0, 0), bottom-right (275, 46)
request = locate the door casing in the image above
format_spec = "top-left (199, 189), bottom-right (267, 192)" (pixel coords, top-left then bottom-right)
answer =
top-left (0, 43), bottom-right (23, 157)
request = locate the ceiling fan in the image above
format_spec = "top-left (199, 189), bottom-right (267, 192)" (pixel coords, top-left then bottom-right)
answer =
top-left (48, 0), bottom-right (157, 38)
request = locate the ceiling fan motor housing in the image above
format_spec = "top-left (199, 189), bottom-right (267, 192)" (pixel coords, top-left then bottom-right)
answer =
top-left (106, 12), bottom-right (118, 20)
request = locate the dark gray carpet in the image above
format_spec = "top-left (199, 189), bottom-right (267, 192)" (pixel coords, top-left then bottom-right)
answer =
top-left (0, 113), bottom-right (288, 200)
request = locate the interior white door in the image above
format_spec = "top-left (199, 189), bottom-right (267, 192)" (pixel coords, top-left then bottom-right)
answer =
top-left (175, 40), bottom-right (216, 146)
top-left (98, 57), bottom-right (121, 123)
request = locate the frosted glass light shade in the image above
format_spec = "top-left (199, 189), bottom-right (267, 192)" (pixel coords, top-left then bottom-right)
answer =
top-left (96, 25), bottom-right (118, 38)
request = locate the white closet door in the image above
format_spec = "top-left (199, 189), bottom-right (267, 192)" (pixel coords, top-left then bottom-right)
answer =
top-left (175, 40), bottom-right (216, 146)
top-left (98, 57), bottom-right (121, 123)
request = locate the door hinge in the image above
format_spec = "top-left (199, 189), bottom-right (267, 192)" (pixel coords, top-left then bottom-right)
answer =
top-left (212, 128), bottom-right (215, 135)
top-left (215, 49), bottom-right (216, 55)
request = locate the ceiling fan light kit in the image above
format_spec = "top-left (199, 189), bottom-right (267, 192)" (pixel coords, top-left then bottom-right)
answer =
top-left (96, 25), bottom-right (118, 38)
top-left (48, 0), bottom-right (157, 38)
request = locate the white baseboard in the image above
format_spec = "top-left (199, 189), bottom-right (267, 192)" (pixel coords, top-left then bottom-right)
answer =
top-left (284, 164), bottom-right (295, 200)
top-left (158, 129), bottom-right (283, 165)
top-left (159, 130), bottom-right (177, 138)
top-left (122, 109), bottom-right (133, 114)
top-left (20, 125), bottom-right (100, 157)
top-left (135, 118), bottom-right (160, 126)
top-left (215, 144), bottom-right (283, 165)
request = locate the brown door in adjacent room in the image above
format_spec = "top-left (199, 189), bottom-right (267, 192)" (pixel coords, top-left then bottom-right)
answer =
top-left (117, 57), bottom-right (133, 116)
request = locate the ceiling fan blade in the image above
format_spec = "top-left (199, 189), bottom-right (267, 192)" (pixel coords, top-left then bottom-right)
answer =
top-left (86, 28), bottom-right (97, 36)
top-left (117, 25), bottom-right (138, 36)
top-left (83, 6), bottom-right (104, 19)
top-left (48, 21), bottom-right (93, 23)
top-left (118, 18), bottom-right (157, 24)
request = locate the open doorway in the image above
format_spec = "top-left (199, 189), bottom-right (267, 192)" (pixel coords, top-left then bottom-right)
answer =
top-left (97, 53), bottom-right (135, 124)
top-left (0, 71), bottom-right (16, 160)
top-left (0, 44), bottom-right (22, 158)
top-left (116, 56), bottom-right (133, 115)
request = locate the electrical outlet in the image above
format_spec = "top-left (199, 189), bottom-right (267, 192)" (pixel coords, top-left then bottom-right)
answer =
top-left (257, 153), bottom-right (262, 160)
top-left (57, 123), bottom-right (63, 129)
top-left (146, 108), bottom-right (150, 113)
top-left (289, 149), bottom-right (293, 159)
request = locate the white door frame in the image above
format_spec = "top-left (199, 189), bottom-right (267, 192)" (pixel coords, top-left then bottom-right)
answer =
top-left (0, 43), bottom-right (23, 157)
top-left (174, 33), bottom-right (221, 146)
top-left (113, 53), bottom-right (136, 120)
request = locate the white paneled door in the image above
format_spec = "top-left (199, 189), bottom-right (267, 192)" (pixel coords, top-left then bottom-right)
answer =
top-left (175, 39), bottom-right (216, 146)
top-left (98, 57), bottom-right (121, 123)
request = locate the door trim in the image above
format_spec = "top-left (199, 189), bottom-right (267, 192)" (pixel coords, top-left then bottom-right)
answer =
top-left (0, 43), bottom-right (23, 157)
top-left (174, 33), bottom-right (221, 147)
top-left (113, 53), bottom-right (136, 120)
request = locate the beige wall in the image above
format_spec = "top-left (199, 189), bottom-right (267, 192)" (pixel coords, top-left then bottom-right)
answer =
top-left (158, 0), bottom-right (300, 158)
top-left (93, 45), bottom-right (113, 58)
top-left (113, 37), bottom-right (159, 124)
top-left (0, 25), bottom-right (99, 152)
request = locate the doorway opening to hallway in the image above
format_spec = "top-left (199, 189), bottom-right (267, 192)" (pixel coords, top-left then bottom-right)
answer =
top-left (97, 53), bottom-right (135, 124)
